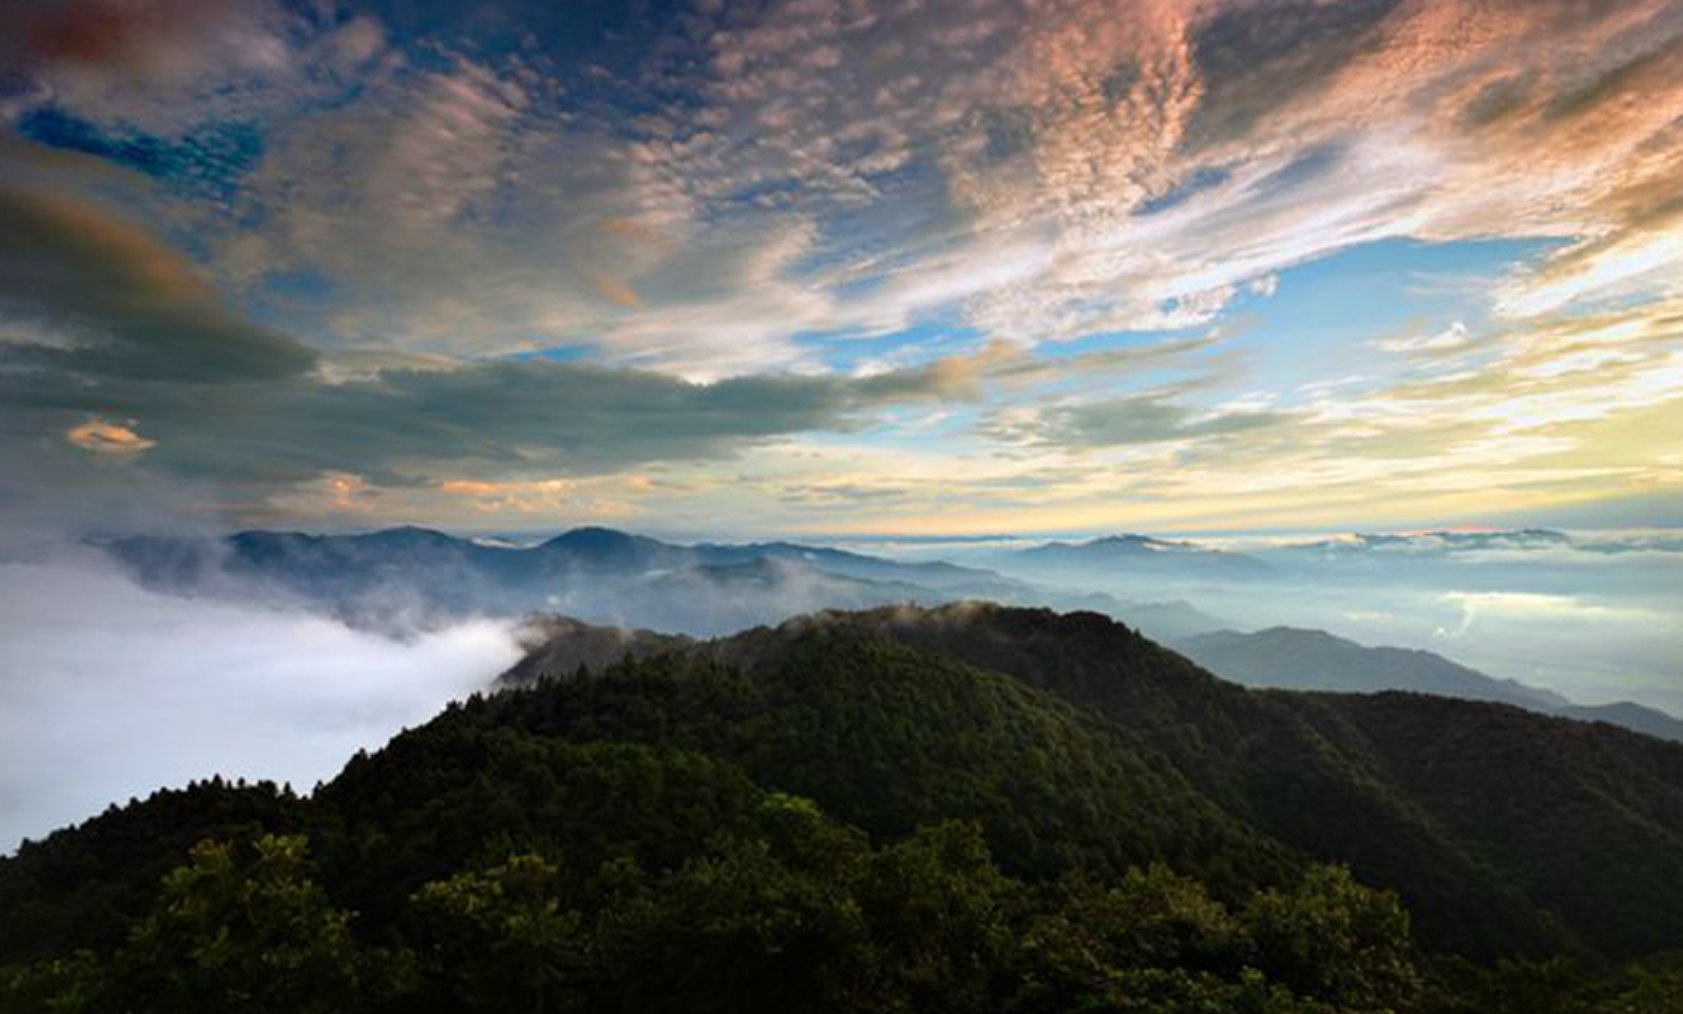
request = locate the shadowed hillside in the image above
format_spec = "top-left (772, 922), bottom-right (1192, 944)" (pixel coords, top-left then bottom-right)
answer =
top-left (7, 604), bottom-right (1683, 1013)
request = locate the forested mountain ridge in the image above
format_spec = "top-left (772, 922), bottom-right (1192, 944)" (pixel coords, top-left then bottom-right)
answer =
top-left (6, 604), bottom-right (1683, 1012)
top-left (510, 603), bottom-right (1683, 959)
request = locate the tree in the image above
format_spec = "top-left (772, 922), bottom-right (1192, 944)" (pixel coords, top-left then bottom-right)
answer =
top-left (410, 854), bottom-right (587, 1014)
top-left (856, 821), bottom-right (1018, 1014)
top-left (1243, 865), bottom-right (1420, 1013)
top-left (105, 835), bottom-right (399, 1014)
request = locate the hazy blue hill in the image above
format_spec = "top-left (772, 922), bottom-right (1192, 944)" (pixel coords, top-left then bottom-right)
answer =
top-left (1008, 533), bottom-right (1272, 579)
top-left (1077, 597), bottom-right (1230, 640)
top-left (1176, 626), bottom-right (1683, 742)
top-left (1549, 701), bottom-right (1683, 742)
top-left (693, 540), bottom-right (1009, 591)
top-left (535, 525), bottom-right (691, 571)
top-left (1176, 627), bottom-right (1569, 709)
top-left (101, 526), bottom-right (1225, 640)
top-left (619, 559), bottom-right (952, 636)
top-left (1277, 529), bottom-right (1575, 558)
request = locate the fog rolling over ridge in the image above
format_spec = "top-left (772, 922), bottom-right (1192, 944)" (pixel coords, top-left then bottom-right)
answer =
top-left (5, 521), bottom-right (1680, 851)
top-left (0, 525), bottom-right (1219, 849)
top-left (0, 554), bottom-right (521, 850)
top-left (100, 525), bottom-right (1233, 642)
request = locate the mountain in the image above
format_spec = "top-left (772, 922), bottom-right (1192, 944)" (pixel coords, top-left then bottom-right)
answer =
top-left (691, 540), bottom-right (1003, 592)
top-left (1545, 701), bottom-right (1683, 743)
top-left (502, 615), bottom-right (693, 685)
top-left (1277, 529), bottom-right (1576, 558)
top-left (1175, 627), bottom-right (1571, 709)
top-left (1177, 626), bottom-right (1683, 742)
top-left (502, 605), bottom-right (1683, 959)
top-left (1006, 534), bottom-right (1271, 580)
top-left (101, 526), bottom-right (1225, 640)
top-left (8, 603), bottom-right (1683, 1012)
top-left (536, 526), bottom-right (689, 571)
top-left (1083, 597), bottom-right (1228, 641)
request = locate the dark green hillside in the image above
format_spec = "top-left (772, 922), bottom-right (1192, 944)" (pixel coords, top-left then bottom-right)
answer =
top-left (0, 780), bottom-right (311, 962)
top-left (773, 604), bottom-right (1683, 960)
top-left (471, 627), bottom-right (1294, 890)
top-left (1297, 692), bottom-right (1683, 959)
top-left (7, 603), bottom-right (1683, 1013)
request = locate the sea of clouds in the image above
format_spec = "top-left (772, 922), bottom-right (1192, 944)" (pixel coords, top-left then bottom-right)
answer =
top-left (0, 552), bottom-right (521, 851)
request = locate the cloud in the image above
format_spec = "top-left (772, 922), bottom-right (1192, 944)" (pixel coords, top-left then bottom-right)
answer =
top-left (1375, 321), bottom-right (1472, 354)
top-left (0, 325), bottom-right (1001, 530)
top-left (0, 0), bottom-right (383, 134)
top-left (65, 416), bottom-right (155, 454)
top-left (0, 183), bottom-right (317, 382)
top-left (3, 0), bottom-right (1683, 534)
top-left (38, 0), bottom-right (1682, 368)
top-left (0, 554), bottom-right (520, 849)
top-left (994, 391), bottom-right (1293, 448)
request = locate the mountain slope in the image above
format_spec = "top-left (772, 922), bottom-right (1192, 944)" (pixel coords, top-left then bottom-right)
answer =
top-left (1553, 700), bottom-right (1683, 742)
top-left (501, 605), bottom-right (1683, 959)
top-left (777, 605), bottom-right (1683, 958)
top-left (1176, 627), bottom-right (1569, 709)
top-left (11, 602), bottom-right (1683, 989)
top-left (1177, 626), bottom-right (1683, 742)
top-left (480, 626), bottom-right (1291, 888)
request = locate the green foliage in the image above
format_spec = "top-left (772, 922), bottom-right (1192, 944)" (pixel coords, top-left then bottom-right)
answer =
top-left (8, 604), bottom-right (1683, 1012)
top-left (0, 953), bottom-right (103, 1014)
top-left (1012, 864), bottom-right (1244, 1011)
top-left (101, 834), bottom-right (401, 1014)
top-left (1243, 865), bottom-right (1419, 1013)
top-left (1593, 958), bottom-right (1683, 1014)
top-left (409, 855), bottom-right (586, 1014)
top-left (0, 778), bottom-right (309, 962)
top-left (854, 822), bottom-right (1017, 1014)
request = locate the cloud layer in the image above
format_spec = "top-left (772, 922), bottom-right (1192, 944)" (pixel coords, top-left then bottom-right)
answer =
top-left (0, 554), bottom-right (520, 849)
top-left (1, 0), bottom-right (1680, 533)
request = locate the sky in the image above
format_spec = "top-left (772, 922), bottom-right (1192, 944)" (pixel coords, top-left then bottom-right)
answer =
top-left (2, 0), bottom-right (1682, 539)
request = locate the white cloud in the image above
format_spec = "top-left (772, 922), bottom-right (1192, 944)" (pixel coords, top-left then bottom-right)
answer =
top-left (1376, 321), bottom-right (1471, 354)
top-left (0, 556), bottom-right (520, 849)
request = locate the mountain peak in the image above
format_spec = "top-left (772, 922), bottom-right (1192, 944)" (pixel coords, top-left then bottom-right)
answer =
top-left (538, 526), bottom-right (664, 555)
top-left (355, 525), bottom-right (460, 545)
top-left (1247, 625), bottom-right (1359, 647)
top-left (543, 525), bottom-right (638, 546)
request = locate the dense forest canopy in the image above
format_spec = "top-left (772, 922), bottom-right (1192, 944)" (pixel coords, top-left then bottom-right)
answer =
top-left (5, 604), bottom-right (1683, 1013)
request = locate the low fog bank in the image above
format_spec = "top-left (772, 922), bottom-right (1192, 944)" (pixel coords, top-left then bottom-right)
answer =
top-left (0, 554), bottom-right (522, 851)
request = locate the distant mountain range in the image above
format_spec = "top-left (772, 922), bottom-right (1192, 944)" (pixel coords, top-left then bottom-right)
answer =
top-left (1273, 529), bottom-right (1577, 557)
top-left (1004, 534), bottom-right (1272, 579)
top-left (100, 524), bottom-right (1677, 736)
top-left (1176, 626), bottom-right (1683, 742)
top-left (1000, 526), bottom-right (1681, 567)
top-left (102, 526), bottom-right (1229, 641)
